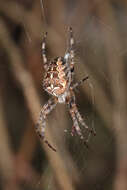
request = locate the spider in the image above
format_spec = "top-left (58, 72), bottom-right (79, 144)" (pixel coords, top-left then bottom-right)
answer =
top-left (36, 27), bottom-right (96, 151)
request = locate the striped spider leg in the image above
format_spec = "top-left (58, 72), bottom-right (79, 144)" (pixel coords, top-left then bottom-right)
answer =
top-left (66, 90), bottom-right (96, 147)
top-left (35, 98), bottom-right (57, 152)
top-left (65, 28), bottom-right (96, 143)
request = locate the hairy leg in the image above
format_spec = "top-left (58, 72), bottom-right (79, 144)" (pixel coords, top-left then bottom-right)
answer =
top-left (67, 94), bottom-right (83, 139)
top-left (42, 32), bottom-right (48, 70)
top-left (36, 98), bottom-right (57, 151)
top-left (65, 27), bottom-right (75, 69)
top-left (64, 27), bottom-right (75, 90)
top-left (69, 110), bottom-right (84, 139)
top-left (72, 76), bottom-right (89, 89)
top-left (75, 107), bottom-right (96, 136)
top-left (68, 27), bottom-right (75, 69)
top-left (67, 92), bottom-right (96, 146)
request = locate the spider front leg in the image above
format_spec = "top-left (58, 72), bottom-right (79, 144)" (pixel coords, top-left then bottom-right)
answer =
top-left (42, 32), bottom-right (48, 70)
top-left (71, 77), bottom-right (96, 138)
top-left (69, 107), bottom-right (84, 139)
top-left (36, 98), bottom-right (57, 151)
top-left (67, 94), bottom-right (84, 139)
top-left (75, 105), bottom-right (96, 137)
top-left (67, 92), bottom-right (96, 145)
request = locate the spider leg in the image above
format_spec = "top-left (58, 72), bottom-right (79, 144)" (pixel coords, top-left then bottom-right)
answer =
top-left (67, 94), bottom-right (84, 139)
top-left (64, 27), bottom-right (75, 90)
top-left (69, 107), bottom-right (84, 139)
top-left (69, 27), bottom-right (75, 69)
top-left (65, 27), bottom-right (75, 69)
top-left (42, 32), bottom-right (48, 70)
top-left (67, 92), bottom-right (96, 147)
top-left (36, 98), bottom-right (57, 151)
top-left (75, 105), bottom-right (96, 137)
top-left (72, 76), bottom-right (89, 89)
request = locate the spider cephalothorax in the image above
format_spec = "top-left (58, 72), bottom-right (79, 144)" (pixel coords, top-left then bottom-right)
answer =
top-left (36, 27), bottom-right (96, 151)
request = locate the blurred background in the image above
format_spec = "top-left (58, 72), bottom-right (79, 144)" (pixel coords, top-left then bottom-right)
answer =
top-left (0, 0), bottom-right (127, 190)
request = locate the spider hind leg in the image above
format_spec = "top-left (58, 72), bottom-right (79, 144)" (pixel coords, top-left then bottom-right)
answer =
top-left (42, 32), bottom-right (48, 70)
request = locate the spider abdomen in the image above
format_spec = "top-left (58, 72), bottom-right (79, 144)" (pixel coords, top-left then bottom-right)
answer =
top-left (43, 57), bottom-right (67, 97)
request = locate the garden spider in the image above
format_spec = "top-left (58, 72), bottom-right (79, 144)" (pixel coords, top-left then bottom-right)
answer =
top-left (36, 27), bottom-right (96, 151)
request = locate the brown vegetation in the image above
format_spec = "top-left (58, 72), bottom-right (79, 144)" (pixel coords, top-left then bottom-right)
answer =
top-left (0, 0), bottom-right (127, 189)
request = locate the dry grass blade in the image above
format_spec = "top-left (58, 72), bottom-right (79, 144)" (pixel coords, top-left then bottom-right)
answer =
top-left (0, 94), bottom-right (21, 190)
